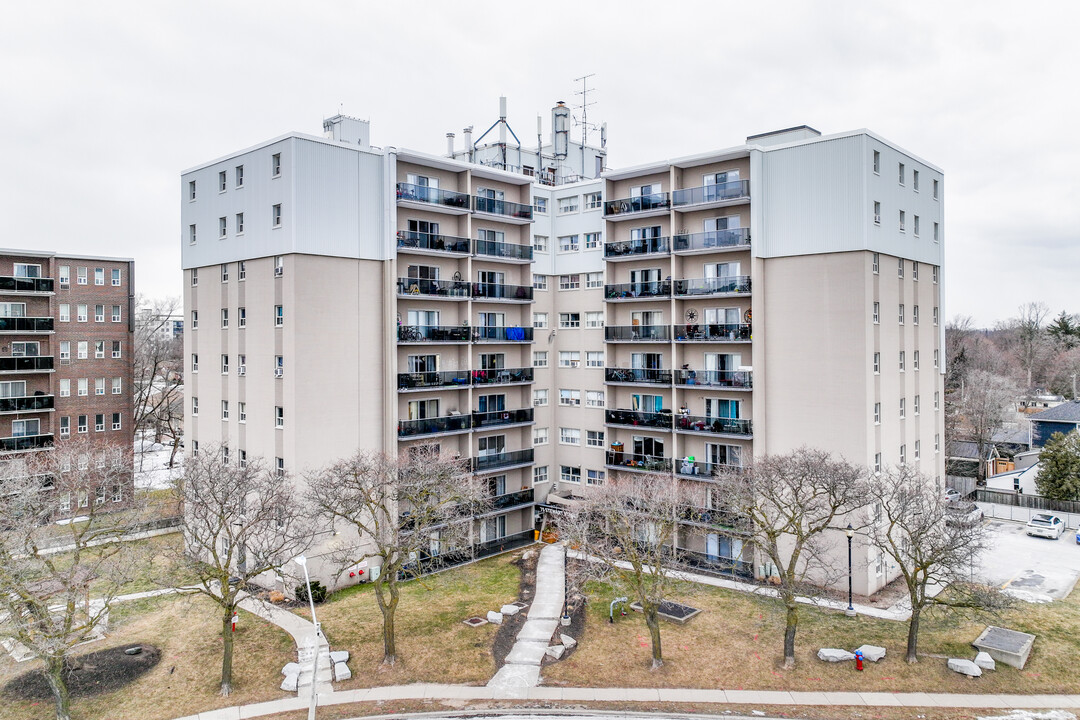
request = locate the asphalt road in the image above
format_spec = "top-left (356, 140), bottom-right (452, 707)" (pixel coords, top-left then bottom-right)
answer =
top-left (974, 517), bottom-right (1080, 601)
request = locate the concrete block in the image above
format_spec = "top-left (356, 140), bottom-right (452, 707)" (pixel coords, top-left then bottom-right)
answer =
top-left (500, 604), bottom-right (521, 616)
top-left (947, 658), bottom-right (983, 677)
top-left (280, 673), bottom-right (298, 692)
top-left (817, 648), bottom-right (855, 662)
top-left (486, 610), bottom-right (503, 625)
top-left (974, 651), bottom-right (996, 671)
top-left (546, 644), bottom-right (565, 659)
top-left (334, 661), bottom-right (352, 681)
top-left (329, 650), bottom-right (349, 664)
top-left (855, 644), bottom-right (887, 662)
top-left (282, 662), bottom-right (300, 676)
top-left (560, 633), bottom-right (577, 649)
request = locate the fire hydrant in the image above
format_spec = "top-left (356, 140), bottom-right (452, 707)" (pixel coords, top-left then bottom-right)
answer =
top-left (854, 649), bottom-right (864, 671)
top-left (232, 612), bottom-right (238, 633)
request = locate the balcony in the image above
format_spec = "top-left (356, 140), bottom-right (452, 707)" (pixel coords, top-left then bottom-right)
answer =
top-left (679, 547), bottom-right (754, 579)
top-left (0, 276), bottom-right (54, 294)
top-left (673, 276), bottom-right (751, 297)
top-left (603, 236), bottom-right (671, 260)
top-left (471, 282), bottom-right (533, 302)
top-left (0, 395), bottom-right (55, 414)
top-left (604, 325), bottom-right (671, 342)
top-left (397, 414), bottom-right (471, 438)
top-left (397, 325), bottom-right (474, 343)
top-left (472, 196), bottom-right (533, 223)
top-left (605, 409), bottom-right (673, 431)
top-left (604, 280), bottom-right (670, 301)
top-left (396, 277), bottom-right (470, 300)
top-left (674, 323), bottom-right (751, 342)
top-left (681, 506), bottom-right (753, 533)
top-left (674, 369), bottom-right (752, 390)
top-left (474, 326), bottom-right (532, 343)
top-left (605, 367), bottom-right (672, 385)
top-left (0, 433), bottom-right (53, 452)
top-left (603, 193), bottom-right (671, 220)
top-left (672, 180), bottom-right (750, 209)
top-left (0, 317), bottom-right (54, 334)
top-left (0, 356), bottom-right (54, 373)
top-left (475, 238), bottom-right (533, 263)
top-left (472, 367), bottom-right (533, 386)
top-left (396, 231), bottom-right (471, 256)
top-left (673, 229), bottom-right (751, 254)
top-left (396, 183), bottom-right (470, 214)
top-left (491, 487), bottom-right (535, 511)
top-left (472, 407), bottom-right (534, 429)
top-left (397, 370), bottom-right (471, 391)
top-left (604, 450), bottom-right (672, 473)
top-left (675, 460), bottom-right (744, 478)
top-left (472, 449), bottom-right (534, 473)
top-left (675, 415), bottom-right (753, 437)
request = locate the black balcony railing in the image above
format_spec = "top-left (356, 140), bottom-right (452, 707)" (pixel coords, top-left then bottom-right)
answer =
top-left (0, 433), bottom-right (53, 452)
top-left (0, 277), bottom-right (55, 293)
top-left (471, 367), bottom-right (533, 385)
top-left (605, 409), bottom-right (673, 430)
top-left (604, 281), bottom-right (670, 300)
top-left (604, 450), bottom-right (672, 472)
top-left (673, 276), bottom-right (751, 296)
top-left (605, 368), bottom-right (672, 385)
top-left (0, 395), bottom-right (54, 413)
top-left (473, 196), bottom-right (533, 220)
top-left (603, 236), bottom-right (671, 258)
top-left (396, 182), bottom-right (470, 209)
top-left (396, 277), bottom-right (471, 298)
top-left (603, 193), bottom-right (671, 216)
top-left (397, 325), bottom-right (474, 343)
top-left (679, 547), bottom-right (754, 578)
top-left (0, 356), bottom-right (54, 372)
top-left (397, 370), bottom-right (471, 390)
top-left (675, 415), bottom-right (753, 436)
top-left (676, 460), bottom-right (744, 478)
top-left (672, 180), bottom-right (750, 206)
top-left (673, 229), bottom-right (751, 252)
top-left (472, 282), bottom-right (533, 301)
top-left (491, 488), bottom-right (535, 511)
top-left (0, 317), bottom-right (54, 333)
top-left (472, 408), bottom-right (533, 429)
top-left (674, 323), bottom-right (752, 341)
top-left (401, 528), bottom-right (536, 579)
top-left (396, 230), bottom-right (470, 254)
top-left (604, 325), bottom-right (671, 342)
top-left (675, 369), bottom-right (752, 389)
top-left (474, 326), bottom-right (532, 343)
top-left (681, 506), bottom-right (753, 533)
top-left (397, 415), bottom-right (472, 438)
top-left (475, 239), bottom-right (533, 261)
top-left (472, 449), bottom-right (534, 472)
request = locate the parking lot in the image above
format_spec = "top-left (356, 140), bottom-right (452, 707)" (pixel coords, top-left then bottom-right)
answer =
top-left (974, 517), bottom-right (1080, 601)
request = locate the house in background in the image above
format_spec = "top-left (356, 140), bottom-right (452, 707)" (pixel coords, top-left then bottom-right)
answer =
top-left (1018, 390), bottom-right (1066, 414)
top-left (1028, 401), bottom-right (1080, 448)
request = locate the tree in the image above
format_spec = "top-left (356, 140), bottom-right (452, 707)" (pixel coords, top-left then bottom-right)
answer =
top-left (0, 439), bottom-right (143, 720)
top-left (561, 470), bottom-right (692, 669)
top-left (866, 466), bottom-right (999, 663)
top-left (1047, 311), bottom-right (1080, 351)
top-left (996, 302), bottom-right (1052, 389)
top-left (305, 447), bottom-right (487, 665)
top-left (1035, 431), bottom-right (1080, 501)
top-left (133, 296), bottom-right (184, 467)
top-left (167, 445), bottom-right (315, 695)
top-left (713, 448), bottom-right (865, 669)
top-left (958, 370), bottom-right (1018, 482)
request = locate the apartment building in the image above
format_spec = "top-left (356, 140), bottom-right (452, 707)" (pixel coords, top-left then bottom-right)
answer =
top-left (0, 249), bottom-right (136, 512)
top-left (182, 109), bottom-right (944, 596)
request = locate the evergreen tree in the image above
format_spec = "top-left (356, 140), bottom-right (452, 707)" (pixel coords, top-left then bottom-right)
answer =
top-left (1036, 431), bottom-right (1080, 501)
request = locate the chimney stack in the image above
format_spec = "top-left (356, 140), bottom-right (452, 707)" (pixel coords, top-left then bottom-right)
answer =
top-left (446, 133), bottom-right (455, 157)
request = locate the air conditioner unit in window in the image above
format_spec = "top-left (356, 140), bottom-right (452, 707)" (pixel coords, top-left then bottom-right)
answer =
top-left (274, 267), bottom-right (283, 277)
top-left (275, 368), bottom-right (283, 378)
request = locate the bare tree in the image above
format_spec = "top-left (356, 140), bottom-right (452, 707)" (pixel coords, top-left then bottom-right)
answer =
top-left (959, 369), bottom-right (1019, 482)
top-left (714, 448), bottom-right (866, 669)
top-left (166, 445), bottom-right (315, 696)
top-left (0, 439), bottom-right (144, 720)
top-left (305, 447), bottom-right (487, 665)
top-left (996, 302), bottom-right (1052, 389)
top-left (561, 471), bottom-right (692, 670)
top-left (865, 466), bottom-right (1001, 663)
top-left (133, 296), bottom-right (184, 466)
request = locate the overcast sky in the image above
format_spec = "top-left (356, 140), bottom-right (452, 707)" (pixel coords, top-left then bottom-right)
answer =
top-left (1, 0), bottom-right (1076, 327)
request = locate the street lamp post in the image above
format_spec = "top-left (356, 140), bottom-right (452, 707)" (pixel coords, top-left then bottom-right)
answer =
top-left (845, 524), bottom-right (856, 617)
top-left (294, 555), bottom-right (321, 720)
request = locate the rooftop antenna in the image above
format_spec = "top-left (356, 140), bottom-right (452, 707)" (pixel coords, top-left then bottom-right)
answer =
top-left (573, 74), bottom-right (600, 176)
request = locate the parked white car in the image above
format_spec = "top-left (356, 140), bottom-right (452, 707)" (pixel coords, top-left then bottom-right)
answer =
top-left (1026, 513), bottom-right (1065, 539)
top-left (943, 487), bottom-right (963, 503)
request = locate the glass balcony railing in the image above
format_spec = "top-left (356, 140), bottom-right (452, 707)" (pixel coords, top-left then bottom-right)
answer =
top-left (605, 409), bottom-right (673, 430)
top-left (397, 325), bottom-right (474, 343)
top-left (396, 277), bottom-right (471, 298)
top-left (603, 236), bottom-right (670, 258)
top-left (0, 433), bottom-right (53, 452)
top-left (397, 414), bottom-right (472, 438)
top-left (604, 325), bottom-right (671, 342)
top-left (674, 323), bottom-right (752, 341)
top-left (396, 231), bottom-right (471, 254)
top-left (604, 450), bottom-right (672, 472)
top-left (475, 238), bottom-right (533, 261)
top-left (675, 415), bottom-right (753, 436)
top-left (473, 196), bottom-right (534, 220)
top-left (0, 317), bottom-right (54, 333)
top-left (674, 369), bottom-right (752, 389)
top-left (0, 356), bottom-right (54, 372)
top-left (603, 193), bottom-right (671, 216)
top-left (673, 229), bottom-right (751, 252)
top-left (0, 395), bottom-right (54, 413)
top-left (474, 326), bottom-right (532, 343)
top-left (472, 407), bottom-right (534, 429)
top-left (491, 487), bottom-right (535, 511)
top-left (396, 182), bottom-right (470, 209)
top-left (604, 280), bottom-right (670, 300)
top-left (397, 370), bottom-right (471, 390)
top-left (472, 282), bottom-right (533, 301)
top-left (472, 367), bottom-right (533, 385)
top-left (0, 277), bottom-right (55, 293)
top-left (672, 180), bottom-right (750, 206)
top-left (673, 276), bottom-right (751, 296)
top-left (605, 367), bottom-right (672, 385)
top-left (472, 449), bottom-right (534, 472)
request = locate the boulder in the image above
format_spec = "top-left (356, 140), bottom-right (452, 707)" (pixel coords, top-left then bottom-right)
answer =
top-left (486, 610), bottom-right (503, 625)
top-left (281, 673), bottom-right (299, 692)
top-left (817, 648), bottom-right (855, 662)
top-left (500, 604), bottom-right (521, 616)
top-left (124, 646), bottom-right (142, 656)
top-left (545, 645), bottom-right (565, 660)
top-left (329, 650), bottom-right (349, 664)
top-left (282, 662), bottom-right (301, 676)
top-left (974, 652), bottom-right (996, 671)
top-left (560, 633), bottom-right (577, 649)
top-left (334, 662), bottom-right (352, 681)
top-left (854, 644), bottom-right (886, 662)
top-left (948, 658), bottom-right (983, 677)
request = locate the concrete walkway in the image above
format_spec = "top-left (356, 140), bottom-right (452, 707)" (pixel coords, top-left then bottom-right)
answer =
top-left (488, 544), bottom-right (566, 694)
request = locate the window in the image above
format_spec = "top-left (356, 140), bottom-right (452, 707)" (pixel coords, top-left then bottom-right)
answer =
top-left (586, 390), bottom-right (605, 407)
top-left (584, 232), bottom-right (601, 249)
top-left (275, 355), bottom-right (284, 377)
top-left (78, 415), bottom-right (87, 433)
top-left (275, 256), bottom-right (284, 276)
top-left (221, 354), bottom-right (229, 374)
top-left (935, 391), bottom-right (940, 410)
top-left (582, 273), bottom-right (602, 290)
top-left (235, 165), bottom-right (244, 187)
top-left (533, 389), bottom-right (548, 406)
top-left (872, 150), bottom-right (880, 173)
top-left (276, 458), bottom-right (285, 477)
top-left (874, 453), bottom-right (881, 473)
top-left (533, 197), bottom-right (547, 214)
top-left (95, 341), bottom-right (105, 359)
top-left (586, 430), bottom-right (605, 448)
top-left (237, 354), bottom-right (246, 375)
top-left (189, 180), bottom-right (197, 201)
top-left (559, 351), bottom-right (580, 368)
top-left (95, 305), bottom-right (104, 322)
top-left (933, 306), bottom-right (939, 325)
top-left (77, 266), bottom-right (87, 285)
top-left (94, 268), bottom-right (104, 286)
top-left (558, 196), bottom-right (579, 214)
top-left (899, 444), bottom-right (907, 465)
top-left (191, 310), bottom-right (198, 329)
top-left (189, 224), bottom-right (197, 244)
top-left (533, 427), bottom-right (549, 446)
top-left (560, 313), bottom-right (581, 328)
top-left (560, 428), bottom-right (581, 445)
top-left (913, 215), bottom-right (920, 237)
top-left (272, 204), bottom-right (282, 227)
top-left (275, 305), bottom-right (283, 326)
top-left (558, 235), bottom-right (579, 252)
top-left (110, 341), bottom-right (120, 360)
top-left (238, 260), bottom-right (246, 279)
top-left (222, 401), bottom-right (229, 419)
top-left (95, 413), bottom-right (105, 431)
top-left (935, 434), bottom-right (941, 452)
top-left (933, 222), bottom-right (939, 242)
top-left (192, 397), bottom-right (199, 416)
top-left (934, 349), bottom-right (939, 368)
top-left (219, 217), bottom-right (227, 239)
top-left (898, 163), bottom-right (905, 185)
top-left (899, 351), bottom-right (906, 371)
top-left (872, 302), bottom-right (879, 324)
top-left (873, 201), bottom-right (881, 224)
top-left (914, 395), bottom-right (920, 415)
top-left (192, 441), bottom-right (199, 457)
top-left (913, 169), bottom-right (920, 191)
top-left (59, 304), bottom-right (69, 322)
top-left (59, 266), bottom-right (70, 287)
top-left (873, 403), bottom-right (881, 424)
top-left (899, 210), bottom-right (906, 232)
top-left (913, 305), bottom-right (919, 325)
top-left (237, 307), bottom-right (247, 328)
top-left (534, 466), bottom-right (549, 484)
top-left (77, 304), bottom-right (87, 322)
top-left (533, 351), bottom-right (548, 367)
top-left (933, 266), bottom-right (939, 283)
top-left (112, 413), bottom-right (122, 431)
top-left (533, 235), bottom-right (548, 252)
top-left (533, 312), bottom-right (548, 328)
top-left (898, 304), bottom-right (904, 324)
top-left (60, 416), bottom-right (70, 438)
top-left (900, 398), bottom-right (906, 419)
top-left (60, 379), bottom-right (70, 397)
top-left (78, 378), bottom-right (88, 396)
top-left (872, 253), bottom-right (879, 274)
top-left (275, 406), bottom-right (284, 428)
top-left (238, 402), bottom-right (246, 422)
top-left (559, 275), bottom-right (580, 290)
top-left (191, 268), bottom-right (198, 286)
top-left (77, 342), bottom-right (87, 359)
top-left (221, 308), bottom-right (229, 328)
top-left (587, 469), bottom-right (605, 485)
top-left (586, 351), bottom-right (604, 367)
top-left (873, 352), bottom-right (880, 374)
top-left (533, 274), bottom-right (547, 290)
top-left (560, 389), bottom-right (581, 406)
top-left (584, 191), bottom-right (602, 210)
top-left (933, 178), bottom-right (939, 199)
top-left (219, 170), bottom-right (227, 192)
top-left (914, 351), bottom-right (920, 370)
top-left (912, 262), bottom-right (919, 281)
top-left (272, 153), bottom-right (281, 176)
top-left (111, 377), bottom-right (121, 394)
top-left (560, 466), bottom-right (581, 483)
top-left (95, 378), bottom-right (105, 395)
top-left (112, 305), bottom-right (121, 322)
